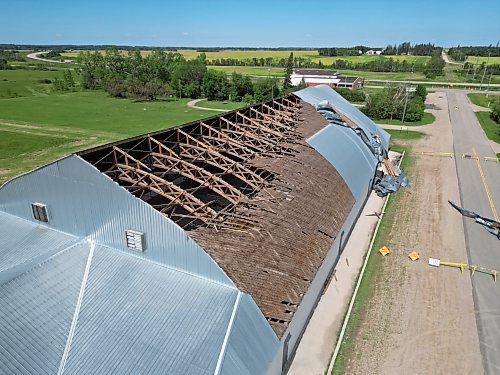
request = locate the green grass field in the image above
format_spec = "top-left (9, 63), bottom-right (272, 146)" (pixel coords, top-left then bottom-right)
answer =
top-left (210, 65), bottom-right (286, 77)
top-left (474, 111), bottom-right (500, 144)
top-left (466, 56), bottom-right (500, 65)
top-left (308, 54), bottom-right (430, 66)
top-left (0, 89), bottom-right (229, 183)
top-left (0, 69), bottom-right (63, 98)
top-left (467, 93), bottom-right (498, 108)
top-left (374, 112), bottom-right (435, 126)
top-left (385, 129), bottom-right (425, 139)
top-left (195, 99), bottom-right (246, 111)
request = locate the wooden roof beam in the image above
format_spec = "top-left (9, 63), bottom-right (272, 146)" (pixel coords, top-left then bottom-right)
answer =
top-left (114, 163), bottom-right (218, 224)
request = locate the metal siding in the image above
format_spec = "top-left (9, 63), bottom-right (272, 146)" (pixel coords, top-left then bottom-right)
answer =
top-left (281, 202), bottom-right (361, 360)
top-left (220, 294), bottom-right (281, 375)
top-left (0, 156), bottom-right (233, 287)
top-left (0, 240), bottom-right (90, 375)
top-left (294, 85), bottom-right (391, 150)
top-left (63, 244), bottom-right (238, 375)
top-left (307, 124), bottom-right (377, 202)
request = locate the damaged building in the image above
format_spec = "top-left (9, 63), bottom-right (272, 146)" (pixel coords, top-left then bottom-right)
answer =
top-left (0, 85), bottom-right (405, 374)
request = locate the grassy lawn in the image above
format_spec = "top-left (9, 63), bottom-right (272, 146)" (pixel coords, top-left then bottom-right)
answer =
top-left (467, 93), bottom-right (498, 108)
top-left (474, 111), bottom-right (500, 144)
top-left (0, 130), bottom-right (84, 182)
top-left (0, 90), bottom-right (228, 183)
top-left (339, 69), bottom-right (427, 81)
top-left (332, 144), bottom-right (411, 374)
top-left (373, 112), bottom-right (435, 126)
top-left (0, 91), bottom-right (218, 136)
top-left (0, 69), bottom-right (64, 98)
top-left (196, 99), bottom-right (246, 111)
top-left (385, 129), bottom-right (425, 140)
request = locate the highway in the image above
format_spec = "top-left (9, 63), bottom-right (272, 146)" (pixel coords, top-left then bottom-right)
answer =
top-left (448, 90), bottom-right (500, 374)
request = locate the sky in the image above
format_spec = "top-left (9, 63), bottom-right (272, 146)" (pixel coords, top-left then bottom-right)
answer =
top-left (2, 0), bottom-right (499, 47)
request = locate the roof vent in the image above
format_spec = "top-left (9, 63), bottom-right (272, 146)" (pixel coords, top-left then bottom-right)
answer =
top-left (125, 230), bottom-right (145, 252)
top-left (31, 202), bottom-right (49, 222)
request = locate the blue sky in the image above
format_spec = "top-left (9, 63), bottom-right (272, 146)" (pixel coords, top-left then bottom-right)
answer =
top-left (2, 0), bottom-right (499, 47)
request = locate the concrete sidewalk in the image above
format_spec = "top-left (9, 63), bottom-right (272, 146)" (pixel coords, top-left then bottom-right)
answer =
top-left (289, 191), bottom-right (386, 375)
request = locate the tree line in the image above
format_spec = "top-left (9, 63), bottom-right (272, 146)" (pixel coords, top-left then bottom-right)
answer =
top-left (382, 42), bottom-right (441, 56)
top-left (77, 49), bottom-right (282, 102)
top-left (448, 45), bottom-right (500, 61)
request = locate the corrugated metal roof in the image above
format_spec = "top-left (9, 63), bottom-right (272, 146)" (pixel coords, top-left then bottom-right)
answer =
top-left (307, 124), bottom-right (378, 201)
top-left (0, 237), bottom-right (91, 374)
top-left (294, 85), bottom-right (391, 150)
top-left (0, 212), bottom-right (279, 374)
top-left (0, 156), bottom-right (234, 287)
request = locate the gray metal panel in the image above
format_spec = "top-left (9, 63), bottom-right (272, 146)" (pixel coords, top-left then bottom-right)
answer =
top-left (295, 85), bottom-right (391, 150)
top-left (220, 294), bottom-right (280, 375)
top-left (0, 155), bottom-right (233, 287)
top-left (0, 240), bottom-right (90, 375)
top-left (0, 211), bottom-right (79, 278)
top-left (64, 244), bottom-right (238, 375)
top-left (307, 124), bottom-right (377, 202)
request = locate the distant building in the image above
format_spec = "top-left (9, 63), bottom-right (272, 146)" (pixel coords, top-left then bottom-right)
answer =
top-left (365, 50), bottom-right (382, 55)
top-left (291, 69), bottom-right (363, 90)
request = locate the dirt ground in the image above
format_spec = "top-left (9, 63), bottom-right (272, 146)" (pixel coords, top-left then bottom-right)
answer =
top-left (344, 92), bottom-right (483, 375)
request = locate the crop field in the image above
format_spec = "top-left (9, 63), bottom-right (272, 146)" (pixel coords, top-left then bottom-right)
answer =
top-left (60, 49), bottom-right (430, 65)
top-left (466, 56), bottom-right (500, 65)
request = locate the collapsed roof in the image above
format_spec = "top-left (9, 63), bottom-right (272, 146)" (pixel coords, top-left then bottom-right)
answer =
top-left (79, 96), bottom-right (354, 335)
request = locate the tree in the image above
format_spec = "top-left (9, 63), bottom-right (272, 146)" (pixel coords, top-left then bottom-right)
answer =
top-left (230, 72), bottom-right (253, 101)
top-left (203, 70), bottom-right (229, 100)
top-left (253, 78), bottom-right (280, 102)
top-left (171, 60), bottom-right (207, 99)
top-left (63, 70), bottom-right (75, 89)
top-left (425, 52), bottom-right (445, 78)
top-left (415, 84), bottom-right (427, 100)
top-left (283, 52), bottom-right (294, 89)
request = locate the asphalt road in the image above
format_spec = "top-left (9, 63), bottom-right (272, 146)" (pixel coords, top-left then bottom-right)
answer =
top-left (448, 90), bottom-right (500, 374)
top-left (26, 51), bottom-right (70, 64)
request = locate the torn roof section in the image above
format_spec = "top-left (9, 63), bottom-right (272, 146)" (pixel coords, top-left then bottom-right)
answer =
top-left (295, 84), bottom-right (391, 151)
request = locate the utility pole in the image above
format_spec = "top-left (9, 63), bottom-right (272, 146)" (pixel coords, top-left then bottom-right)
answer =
top-left (479, 50), bottom-right (491, 90)
top-left (401, 86), bottom-right (409, 123)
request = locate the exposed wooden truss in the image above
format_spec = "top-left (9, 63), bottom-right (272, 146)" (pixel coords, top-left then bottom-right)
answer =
top-left (146, 136), bottom-right (247, 205)
top-left (82, 94), bottom-right (302, 230)
top-left (114, 163), bottom-right (219, 225)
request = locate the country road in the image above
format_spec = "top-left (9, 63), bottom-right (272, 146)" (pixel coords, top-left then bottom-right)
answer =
top-left (442, 49), bottom-right (463, 65)
top-left (449, 90), bottom-right (500, 374)
top-left (26, 51), bottom-right (71, 64)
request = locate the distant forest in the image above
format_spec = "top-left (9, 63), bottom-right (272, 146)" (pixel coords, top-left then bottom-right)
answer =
top-left (448, 46), bottom-right (500, 61)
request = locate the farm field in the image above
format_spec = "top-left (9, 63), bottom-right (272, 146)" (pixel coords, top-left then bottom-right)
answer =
top-left (210, 65), bottom-right (286, 77)
top-left (466, 56), bottom-right (500, 65)
top-left (59, 49), bottom-right (431, 65)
